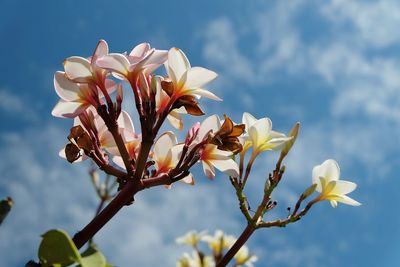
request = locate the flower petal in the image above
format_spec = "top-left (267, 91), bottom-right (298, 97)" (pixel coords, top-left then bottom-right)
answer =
top-left (242, 112), bottom-right (257, 130)
top-left (64, 56), bottom-right (93, 83)
top-left (129, 43), bottom-right (151, 58)
top-left (191, 88), bottom-right (222, 101)
top-left (117, 111), bottom-right (135, 134)
top-left (198, 115), bottom-right (221, 140)
top-left (153, 132), bottom-right (177, 163)
top-left (185, 67), bottom-right (218, 88)
top-left (51, 100), bottom-right (87, 118)
top-left (331, 180), bottom-right (357, 195)
top-left (248, 118), bottom-right (272, 150)
top-left (167, 48), bottom-right (190, 82)
top-left (93, 39), bottom-right (109, 59)
top-left (54, 71), bottom-right (80, 101)
top-left (167, 111), bottom-right (184, 130)
top-left (211, 158), bottom-right (239, 177)
top-left (318, 159), bottom-right (340, 181)
top-left (97, 53), bottom-right (130, 76)
top-left (336, 195), bottom-right (361, 206)
top-left (202, 161), bottom-right (215, 179)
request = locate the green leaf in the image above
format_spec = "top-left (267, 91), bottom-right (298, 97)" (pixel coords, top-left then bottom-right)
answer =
top-left (0, 197), bottom-right (13, 225)
top-left (78, 244), bottom-right (106, 267)
top-left (38, 229), bottom-right (82, 267)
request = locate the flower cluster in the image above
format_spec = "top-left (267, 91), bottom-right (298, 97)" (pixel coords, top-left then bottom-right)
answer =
top-left (176, 230), bottom-right (257, 267)
top-left (48, 40), bottom-right (362, 267)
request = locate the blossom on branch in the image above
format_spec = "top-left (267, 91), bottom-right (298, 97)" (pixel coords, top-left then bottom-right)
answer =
top-left (312, 159), bottom-right (361, 208)
top-left (96, 43), bottom-right (168, 81)
top-left (241, 112), bottom-right (292, 155)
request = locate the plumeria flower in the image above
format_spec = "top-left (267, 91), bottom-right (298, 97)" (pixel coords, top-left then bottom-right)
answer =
top-left (312, 159), bottom-right (361, 208)
top-left (176, 252), bottom-right (215, 267)
top-left (163, 48), bottom-right (221, 101)
top-left (241, 112), bottom-right (292, 155)
top-left (176, 230), bottom-right (208, 247)
top-left (63, 39), bottom-right (110, 84)
top-left (196, 115), bottom-right (240, 179)
top-left (201, 230), bottom-right (236, 256)
top-left (151, 132), bottom-right (194, 187)
top-left (52, 71), bottom-right (116, 118)
top-left (234, 246), bottom-right (258, 267)
top-left (96, 43), bottom-right (167, 80)
top-left (53, 40), bottom-right (117, 118)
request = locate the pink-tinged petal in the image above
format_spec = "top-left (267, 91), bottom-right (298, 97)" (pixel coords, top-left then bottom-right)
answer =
top-left (191, 88), bottom-right (222, 101)
top-left (181, 173), bottom-right (195, 185)
top-left (199, 115), bottom-right (221, 140)
top-left (54, 71), bottom-right (80, 101)
top-left (117, 111), bottom-right (135, 133)
top-left (93, 39), bottom-right (109, 59)
top-left (64, 56), bottom-right (93, 83)
top-left (242, 112), bottom-right (257, 130)
top-left (97, 53), bottom-right (130, 76)
top-left (211, 158), bottom-right (239, 177)
top-left (144, 49), bottom-right (168, 66)
top-left (185, 67), bottom-right (218, 88)
top-left (202, 161), bottom-right (215, 179)
top-left (167, 48), bottom-right (190, 82)
top-left (167, 111), bottom-right (184, 130)
top-left (99, 131), bottom-right (117, 148)
top-left (154, 132), bottom-right (177, 162)
top-left (51, 100), bottom-right (87, 118)
top-left (129, 43), bottom-right (151, 57)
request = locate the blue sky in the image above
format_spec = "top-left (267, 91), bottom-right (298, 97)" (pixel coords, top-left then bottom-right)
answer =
top-left (1, 0), bottom-right (399, 266)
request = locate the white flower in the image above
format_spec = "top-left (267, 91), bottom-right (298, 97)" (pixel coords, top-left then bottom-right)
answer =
top-left (176, 230), bottom-right (207, 247)
top-left (241, 112), bottom-right (291, 155)
top-left (234, 246), bottom-right (258, 267)
top-left (201, 230), bottom-right (236, 255)
top-left (312, 159), bottom-right (361, 208)
top-left (164, 48), bottom-right (221, 101)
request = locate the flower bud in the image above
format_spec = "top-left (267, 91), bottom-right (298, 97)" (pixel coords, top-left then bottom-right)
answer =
top-left (281, 122), bottom-right (300, 157)
top-left (185, 122), bottom-right (201, 146)
top-left (302, 183), bottom-right (317, 198)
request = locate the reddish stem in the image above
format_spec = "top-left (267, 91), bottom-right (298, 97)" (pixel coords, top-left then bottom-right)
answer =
top-left (216, 224), bottom-right (255, 267)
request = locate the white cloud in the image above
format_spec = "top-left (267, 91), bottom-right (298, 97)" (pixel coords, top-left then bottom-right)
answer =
top-left (321, 0), bottom-right (400, 48)
top-left (0, 89), bottom-right (38, 120)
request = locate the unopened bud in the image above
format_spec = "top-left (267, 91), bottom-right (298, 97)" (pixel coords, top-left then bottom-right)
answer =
top-left (281, 122), bottom-right (300, 157)
top-left (185, 122), bottom-right (201, 146)
top-left (302, 183), bottom-right (317, 198)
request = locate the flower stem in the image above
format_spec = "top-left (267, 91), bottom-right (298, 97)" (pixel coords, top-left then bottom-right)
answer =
top-left (72, 141), bottom-right (153, 249)
top-left (216, 224), bottom-right (255, 267)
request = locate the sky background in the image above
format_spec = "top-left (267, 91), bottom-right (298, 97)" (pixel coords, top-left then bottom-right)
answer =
top-left (0, 0), bottom-right (399, 266)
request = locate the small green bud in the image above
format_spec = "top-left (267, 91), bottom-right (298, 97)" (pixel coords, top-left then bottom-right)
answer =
top-left (302, 184), bottom-right (317, 198)
top-left (281, 122), bottom-right (300, 157)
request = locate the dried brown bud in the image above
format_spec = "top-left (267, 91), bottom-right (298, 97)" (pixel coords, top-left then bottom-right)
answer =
top-left (65, 125), bottom-right (93, 163)
top-left (210, 115), bottom-right (245, 154)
